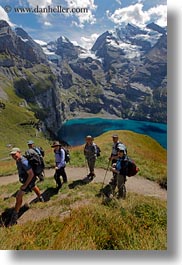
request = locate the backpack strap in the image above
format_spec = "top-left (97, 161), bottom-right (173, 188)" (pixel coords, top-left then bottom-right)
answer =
top-left (93, 142), bottom-right (98, 155)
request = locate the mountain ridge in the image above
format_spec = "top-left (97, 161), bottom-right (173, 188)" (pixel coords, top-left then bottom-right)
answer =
top-left (0, 20), bottom-right (167, 141)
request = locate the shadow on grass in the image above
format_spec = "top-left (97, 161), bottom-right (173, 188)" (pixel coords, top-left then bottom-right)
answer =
top-left (0, 204), bottom-right (30, 228)
top-left (30, 187), bottom-right (58, 204)
top-left (3, 190), bottom-right (18, 201)
top-left (68, 176), bottom-right (93, 189)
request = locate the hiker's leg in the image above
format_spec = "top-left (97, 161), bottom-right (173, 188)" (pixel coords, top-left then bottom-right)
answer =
top-left (102, 184), bottom-right (113, 198)
top-left (54, 170), bottom-right (62, 189)
top-left (38, 171), bottom-right (44, 181)
top-left (117, 174), bottom-right (125, 198)
top-left (109, 173), bottom-right (117, 193)
top-left (8, 189), bottom-right (25, 226)
top-left (87, 158), bottom-right (91, 175)
top-left (88, 157), bottom-right (96, 177)
top-left (15, 189), bottom-right (25, 213)
top-left (32, 186), bottom-right (44, 202)
top-left (60, 167), bottom-right (68, 183)
top-left (32, 185), bottom-right (41, 197)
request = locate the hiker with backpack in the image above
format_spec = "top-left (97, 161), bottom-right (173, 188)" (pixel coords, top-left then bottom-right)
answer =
top-left (109, 134), bottom-right (127, 163)
top-left (110, 145), bottom-right (128, 199)
top-left (26, 140), bottom-right (45, 181)
top-left (84, 135), bottom-right (98, 181)
top-left (51, 141), bottom-right (68, 191)
top-left (108, 134), bottom-right (127, 193)
top-left (8, 147), bottom-right (44, 226)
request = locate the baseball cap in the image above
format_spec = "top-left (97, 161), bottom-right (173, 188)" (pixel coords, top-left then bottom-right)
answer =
top-left (112, 134), bottom-right (118, 138)
top-left (117, 143), bottom-right (126, 154)
top-left (27, 140), bottom-right (34, 145)
top-left (86, 135), bottom-right (93, 139)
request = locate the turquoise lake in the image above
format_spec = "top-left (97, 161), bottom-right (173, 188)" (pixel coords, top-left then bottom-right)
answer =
top-left (58, 118), bottom-right (167, 149)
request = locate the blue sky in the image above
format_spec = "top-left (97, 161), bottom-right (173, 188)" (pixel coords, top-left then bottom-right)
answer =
top-left (0, 0), bottom-right (167, 49)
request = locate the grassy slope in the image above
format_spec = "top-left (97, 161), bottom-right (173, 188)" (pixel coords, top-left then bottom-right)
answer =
top-left (0, 70), bottom-right (52, 175)
top-left (0, 129), bottom-right (167, 250)
top-left (0, 178), bottom-right (167, 250)
top-left (70, 130), bottom-right (167, 185)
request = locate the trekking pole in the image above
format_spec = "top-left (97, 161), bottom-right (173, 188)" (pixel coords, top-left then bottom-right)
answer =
top-left (101, 160), bottom-right (111, 190)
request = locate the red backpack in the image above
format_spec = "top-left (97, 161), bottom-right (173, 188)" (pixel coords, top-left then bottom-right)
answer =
top-left (120, 156), bottom-right (139, 177)
top-left (126, 158), bottom-right (139, 177)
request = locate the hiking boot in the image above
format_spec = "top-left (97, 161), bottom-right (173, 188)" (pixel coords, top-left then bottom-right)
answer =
top-left (39, 195), bottom-right (44, 202)
top-left (88, 173), bottom-right (96, 181)
top-left (56, 185), bottom-right (62, 192)
top-left (38, 177), bottom-right (44, 182)
top-left (63, 181), bottom-right (68, 184)
top-left (8, 211), bottom-right (18, 227)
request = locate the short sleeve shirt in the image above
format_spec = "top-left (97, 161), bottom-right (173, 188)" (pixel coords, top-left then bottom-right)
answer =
top-left (16, 156), bottom-right (31, 182)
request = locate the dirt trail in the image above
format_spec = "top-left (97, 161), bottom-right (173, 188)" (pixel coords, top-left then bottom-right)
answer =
top-left (0, 167), bottom-right (167, 200)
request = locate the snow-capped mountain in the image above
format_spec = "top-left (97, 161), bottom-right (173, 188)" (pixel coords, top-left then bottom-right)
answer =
top-left (0, 20), bottom-right (167, 132)
top-left (92, 23), bottom-right (166, 63)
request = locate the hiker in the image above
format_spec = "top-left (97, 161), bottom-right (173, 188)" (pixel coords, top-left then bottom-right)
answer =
top-left (8, 148), bottom-right (44, 226)
top-left (26, 140), bottom-right (45, 181)
top-left (108, 134), bottom-right (127, 191)
top-left (109, 134), bottom-right (127, 164)
top-left (84, 135), bottom-right (97, 180)
top-left (101, 134), bottom-right (127, 196)
top-left (110, 145), bottom-right (127, 198)
top-left (51, 141), bottom-right (68, 191)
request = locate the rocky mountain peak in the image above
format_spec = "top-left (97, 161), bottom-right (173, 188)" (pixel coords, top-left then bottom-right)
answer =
top-left (0, 20), bottom-right (47, 65)
top-left (55, 36), bottom-right (79, 60)
top-left (15, 27), bottom-right (30, 40)
top-left (0, 20), bottom-right (11, 30)
top-left (146, 22), bottom-right (166, 34)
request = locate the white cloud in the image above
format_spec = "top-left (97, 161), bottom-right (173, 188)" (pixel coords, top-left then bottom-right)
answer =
top-left (107, 3), bottom-right (167, 27)
top-left (107, 3), bottom-right (149, 26)
top-left (26, 0), bottom-right (53, 27)
top-left (80, 33), bottom-right (99, 49)
top-left (65, 0), bottom-right (97, 27)
top-left (147, 5), bottom-right (167, 27)
top-left (0, 5), bottom-right (14, 27)
top-left (115, 0), bottom-right (122, 5)
top-left (65, 0), bottom-right (97, 10)
top-left (27, 0), bottom-right (53, 7)
top-left (44, 21), bottom-right (52, 26)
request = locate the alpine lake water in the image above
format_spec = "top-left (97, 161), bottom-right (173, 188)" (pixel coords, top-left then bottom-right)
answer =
top-left (58, 117), bottom-right (167, 149)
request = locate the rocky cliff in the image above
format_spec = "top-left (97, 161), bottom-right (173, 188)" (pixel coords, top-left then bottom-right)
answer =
top-left (0, 20), bottom-right (62, 137)
top-left (0, 20), bottom-right (167, 139)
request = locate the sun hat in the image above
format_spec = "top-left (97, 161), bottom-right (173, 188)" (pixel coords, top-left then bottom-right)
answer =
top-left (51, 141), bottom-right (61, 147)
top-left (10, 147), bottom-right (21, 155)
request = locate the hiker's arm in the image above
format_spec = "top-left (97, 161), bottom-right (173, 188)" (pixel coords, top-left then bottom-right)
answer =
top-left (109, 154), bottom-right (118, 161)
top-left (83, 145), bottom-right (87, 156)
top-left (20, 169), bottom-right (34, 191)
top-left (110, 167), bottom-right (119, 174)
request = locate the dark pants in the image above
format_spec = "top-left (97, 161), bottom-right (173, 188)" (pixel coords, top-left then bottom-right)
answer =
top-left (86, 157), bottom-right (96, 174)
top-left (54, 167), bottom-right (67, 188)
top-left (109, 173), bottom-right (126, 196)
